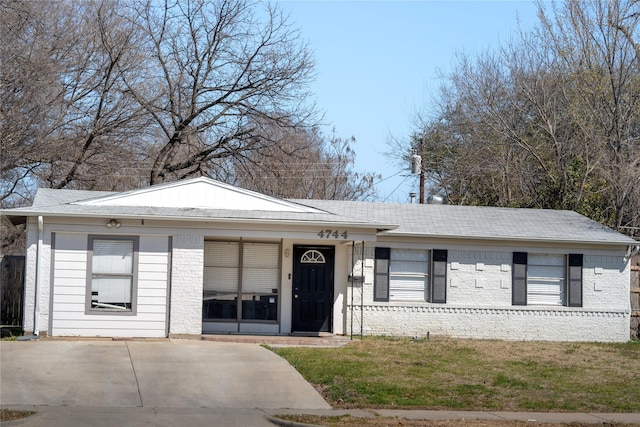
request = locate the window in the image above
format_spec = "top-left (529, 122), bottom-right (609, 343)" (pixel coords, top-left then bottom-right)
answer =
top-left (203, 241), bottom-right (280, 322)
top-left (301, 249), bottom-right (326, 263)
top-left (374, 248), bottom-right (390, 301)
top-left (374, 248), bottom-right (447, 303)
top-left (87, 236), bottom-right (138, 314)
top-left (241, 243), bottom-right (279, 321)
top-left (203, 242), bottom-right (239, 320)
top-left (512, 252), bottom-right (583, 307)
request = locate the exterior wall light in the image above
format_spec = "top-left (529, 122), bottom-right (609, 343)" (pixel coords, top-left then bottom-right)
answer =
top-left (106, 219), bottom-right (121, 228)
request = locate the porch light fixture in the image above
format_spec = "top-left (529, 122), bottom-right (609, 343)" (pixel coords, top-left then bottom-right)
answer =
top-left (106, 219), bottom-right (121, 228)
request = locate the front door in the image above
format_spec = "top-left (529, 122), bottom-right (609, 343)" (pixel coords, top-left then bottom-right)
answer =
top-left (292, 246), bottom-right (334, 332)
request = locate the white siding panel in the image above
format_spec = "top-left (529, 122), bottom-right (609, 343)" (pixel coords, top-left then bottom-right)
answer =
top-left (54, 260), bottom-right (87, 271)
top-left (55, 251), bottom-right (87, 262)
top-left (139, 253), bottom-right (169, 264)
top-left (138, 264), bottom-right (169, 274)
top-left (52, 233), bottom-right (169, 338)
top-left (53, 278), bottom-right (85, 289)
top-left (138, 273), bottom-right (169, 283)
top-left (54, 269), bottom-right (86, 279)
top-left (52, 303), bottom-right (85, 312)
top-left (54, 311), bottom-right (166, 323)
top-left (138, 287), bottom-right (169, 298)
top-left (136, 303), bottom-right (167, 313)
top-left (53, 294), bottom-right (85, 304)
top-left (52, 285), bottom-right (86, 296)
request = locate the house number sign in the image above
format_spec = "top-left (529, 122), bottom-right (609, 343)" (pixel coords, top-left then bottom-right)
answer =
top-left (317, 230), bottom-right (349, 239)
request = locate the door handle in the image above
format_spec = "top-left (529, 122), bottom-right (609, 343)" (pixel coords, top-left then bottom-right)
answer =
top-left (294, 294), bottom-right (299, 299)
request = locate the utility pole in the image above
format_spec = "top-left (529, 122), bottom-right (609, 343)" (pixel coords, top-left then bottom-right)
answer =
top-left (419, 140), bottom-right (425, 204)
top-left (411, 136), bottom-right (425, 204)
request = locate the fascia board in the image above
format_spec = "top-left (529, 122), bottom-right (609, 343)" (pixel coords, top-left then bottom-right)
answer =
top-left (381, 230), bottom-right (639, 247)
top-left (1, 209), bottom-right (398, 231)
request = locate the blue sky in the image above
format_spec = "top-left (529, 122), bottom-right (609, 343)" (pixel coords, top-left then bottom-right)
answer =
top-left (280, 0), bottom-right (541, 202)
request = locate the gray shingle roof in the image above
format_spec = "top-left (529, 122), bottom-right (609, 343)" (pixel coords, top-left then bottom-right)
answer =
top-left (3, 188), bottom-right (637, 246)
top-left (291, 200), bottom-right (638, 246)
top-left (4, 189), bottom-right (389, 229)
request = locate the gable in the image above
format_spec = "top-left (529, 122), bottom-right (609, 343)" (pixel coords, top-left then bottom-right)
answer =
top-left (73, 177), bottom-right (322, 213)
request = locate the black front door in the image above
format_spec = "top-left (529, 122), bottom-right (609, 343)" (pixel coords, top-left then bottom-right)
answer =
top-left (292, 246), bottom-right (334, 332)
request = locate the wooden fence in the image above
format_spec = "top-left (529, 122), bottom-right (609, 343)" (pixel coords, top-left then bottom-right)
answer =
top-left (1, 255), bottom-right (25, 328)
top-left (631, 255), bottom-right (640, 339)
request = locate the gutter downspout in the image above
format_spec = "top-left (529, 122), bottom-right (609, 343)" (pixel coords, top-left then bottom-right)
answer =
top-left (34, 215), bottom-right (43, 336)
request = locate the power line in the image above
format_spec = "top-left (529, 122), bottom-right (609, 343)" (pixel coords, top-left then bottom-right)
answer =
top-left (382, 174), bottom-right (412, 202)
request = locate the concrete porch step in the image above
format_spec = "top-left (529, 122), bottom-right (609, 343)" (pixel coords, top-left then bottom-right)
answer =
top-left (200, 333), bottom-right (354, 347)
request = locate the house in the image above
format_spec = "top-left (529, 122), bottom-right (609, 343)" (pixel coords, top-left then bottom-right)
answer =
top-left (1, 177), bottom-right (638, 342)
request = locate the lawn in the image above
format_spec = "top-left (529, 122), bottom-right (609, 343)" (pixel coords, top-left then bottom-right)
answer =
top-left (271, 337), bottom-right (640, 413)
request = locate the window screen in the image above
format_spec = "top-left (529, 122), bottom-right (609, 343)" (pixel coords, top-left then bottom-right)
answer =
top-left (88, 237), bottom-right (137, 312)
top-left (431, 249), bottom-right (447, 303)
top-left (203, 242), bottom-right (240, 320)
top-left (203, 241), bottom-right (280, 321)
top-left (512, 252), bottom-right (582, 307)
top-left (527, 254), bottom-right (565, 306)
top-left (389, 249), bottom-right (429, 302)
top-left (241, 243), bottom-right (279, 321)
top-left (242, 243), bottom-right (279, 294)
top-left (374, 247), bottom-right (390, 302)
top-left (567, 254), bottom-right (583, 307)
top-left (512, 252), bottom-right (527, 305)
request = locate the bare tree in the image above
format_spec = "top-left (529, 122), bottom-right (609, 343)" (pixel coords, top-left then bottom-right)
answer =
top-left (396, 0), bottom-right (640, 236)
top-left (127, 0), bottom-right (317, 185)
top-left (1, 0), bottom-right (63, 206)
top-left (1, 0), bottom-right (150, 200)
top-left (228, 126), bottom-right (378, 200)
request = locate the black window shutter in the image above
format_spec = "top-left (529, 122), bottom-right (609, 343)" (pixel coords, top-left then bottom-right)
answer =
top-left (431, 249), bottom-right (447, 303)
top-left (567, 254), bottom-right (583, 307)
top-left (374, 248), bottom-right (390, 302)
top-left (512, 252), bottom-right (527, 305)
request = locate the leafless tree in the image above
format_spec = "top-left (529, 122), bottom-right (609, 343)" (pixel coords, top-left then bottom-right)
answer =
top-left (228, 125), bottom-right (378, 200)
top-left (396, 0), bottom-right (640, 236)
top-left (127, 0), bottom-right (317, 185)
top-left (1, 0), bottom-right (150, 202)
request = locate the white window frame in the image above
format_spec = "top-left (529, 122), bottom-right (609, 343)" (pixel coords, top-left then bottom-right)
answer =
top-left (203, 240), bottom-right (281, 323)
top-left (374, 248), bottom-right (447, 303)
top-left (512, 252), bottom-right (583, 307)
top-left (389, 249), bottom-right (429, 302)
top-left (86, 235), bottom-right (139, 315)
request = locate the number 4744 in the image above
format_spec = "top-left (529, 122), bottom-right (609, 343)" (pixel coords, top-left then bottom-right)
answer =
top-left (317, 230), bottom-right (348, 239)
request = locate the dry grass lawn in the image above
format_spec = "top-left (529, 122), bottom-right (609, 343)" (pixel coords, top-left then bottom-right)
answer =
top-left (271, 337), bottom-right (640, 413)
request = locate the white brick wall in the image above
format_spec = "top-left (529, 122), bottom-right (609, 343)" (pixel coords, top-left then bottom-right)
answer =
top-left (346, 246), bottom-right (631, 342)
top-left (170, 234), bottom-right (204, 335)
top-left (22, 219), bottom-right (38, 334)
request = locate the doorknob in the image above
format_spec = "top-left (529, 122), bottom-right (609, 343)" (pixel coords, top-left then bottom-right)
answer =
top-left (294, 294), bottom-right (299, 299)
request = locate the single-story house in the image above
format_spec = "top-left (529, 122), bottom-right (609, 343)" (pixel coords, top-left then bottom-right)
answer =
top-left (2, 177), bottom-right (638, 342)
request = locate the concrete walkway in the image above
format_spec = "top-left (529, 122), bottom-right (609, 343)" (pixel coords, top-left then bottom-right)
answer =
top-left (0, 339), bottom-right (330, 409)
top-left (2, 338), bottom-right (639, 426)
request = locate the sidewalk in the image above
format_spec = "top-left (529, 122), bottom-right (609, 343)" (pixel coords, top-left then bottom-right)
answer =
top-left (265, 408), bottom-right (640, 425)
top-left (3, 406), bottom-right (639, 426)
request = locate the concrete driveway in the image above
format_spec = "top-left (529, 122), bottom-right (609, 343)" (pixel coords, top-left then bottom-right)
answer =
top-left (0, 339), bottom-right (331, 410)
